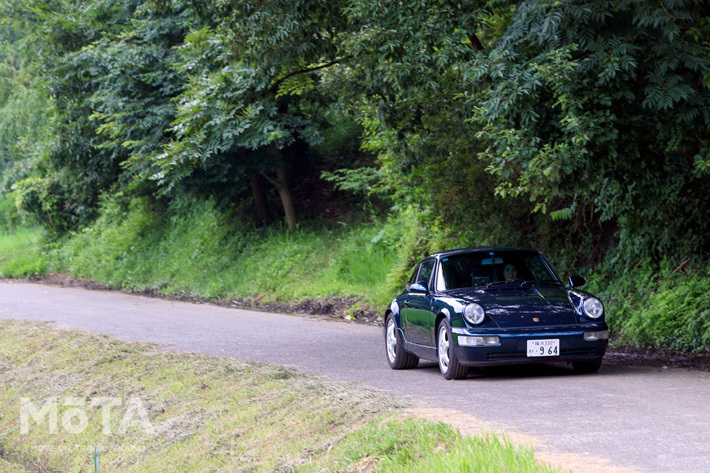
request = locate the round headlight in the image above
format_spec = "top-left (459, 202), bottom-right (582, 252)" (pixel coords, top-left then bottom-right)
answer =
top-left (582, 297), bottom-right (604, 319)
top-left (464, 303), bottom-right (486, 325)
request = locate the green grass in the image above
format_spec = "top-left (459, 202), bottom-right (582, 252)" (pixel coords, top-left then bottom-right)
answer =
top-left (303, 418), bottom-right (565, 473)
top-left (2, 194), bottom-right (709, 352)
top-left (586, 259), bottom-right (710, 353)
top-left (0, 458), bottom-right (33, 473)
top-left (0, 197), bottom-right (410, 311)
top-left (0, 320), bottom-right (564, 473)
top-left (49, 198), bottom-right (407, 308)
top-left (0, 227), bottom-right (47, 277)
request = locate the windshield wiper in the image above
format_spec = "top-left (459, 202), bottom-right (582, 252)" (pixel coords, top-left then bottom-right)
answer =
top-left (484, 280), bottom-right (510, 288)
top-left (485, 279), bottom-right (561, 289)
top-left (532, 279), bottom-right (563, 286)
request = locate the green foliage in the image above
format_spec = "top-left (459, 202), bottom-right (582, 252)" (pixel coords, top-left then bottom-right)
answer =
top-left (0, 193), bottom-right (20, 230)
top-left (2, 0), bottom-right (202, 230)
top-left (10, 0), bottom-right (142, 228)
top-left (328, 0), bottom-right (605, 269)
top-left (321, 167), bottom-right (382, 195)
top-left (629, 272), bottom-right (710, 352)
top-left (467, 0), bottom-right (710, 261)
top-left (0, 226), bottom-right (47, 277)
top-left (586, 257), bottom-right (710, 353)
top-left (0, 1), bottom-right (53, 184)
top-left (86, 2), bottom-right (204, 191)
top-left (6, 0), bottom-right (709, 267)
top-left (147, 25), bottom-right (286, 195)
top-left (304, 417), bottom-right (565, 473)
top-left (11, 176), bottom-right (78, 235)
top-left (146, 0), bottom-right (343, 203)
top-left (51, 197), bottom-right (405, 305)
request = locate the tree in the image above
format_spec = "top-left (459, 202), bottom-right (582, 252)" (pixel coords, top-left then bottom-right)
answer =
top-left (466, 0), bottom-right (710, 260)
top-left (0, 12), bottom-right (52, 181)
top-left (4, 0), bottom-right (202, 231)
top-left (146, 0), bottom-right (351, 231)
top-left (322, 1), bottom-right (535, 250)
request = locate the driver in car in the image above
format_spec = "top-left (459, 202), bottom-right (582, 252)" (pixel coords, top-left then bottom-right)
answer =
top-left (503, 263), bottom-right (518, 282)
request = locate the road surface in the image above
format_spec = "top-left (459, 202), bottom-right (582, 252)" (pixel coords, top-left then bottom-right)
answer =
top-left (1, 281), bottom-right (708, 472)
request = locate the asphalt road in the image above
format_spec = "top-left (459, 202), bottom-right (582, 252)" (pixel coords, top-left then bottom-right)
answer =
top-left (1, 281), bottom-right (709, 472)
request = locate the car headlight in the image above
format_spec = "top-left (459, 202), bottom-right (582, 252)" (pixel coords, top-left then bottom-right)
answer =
top-left (464, 303), bottom-right (486, 325)
top-left (582, 297), bottom-right (604, 319)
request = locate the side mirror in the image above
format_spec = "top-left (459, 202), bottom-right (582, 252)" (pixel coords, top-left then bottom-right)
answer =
top-left (409, 282), bottom-right (429, 294)
top-left (569, 274), bottom-right (586, 288)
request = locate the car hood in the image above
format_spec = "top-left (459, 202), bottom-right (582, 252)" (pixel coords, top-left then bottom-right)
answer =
top-left (448, 285), bottom-right (580, 328)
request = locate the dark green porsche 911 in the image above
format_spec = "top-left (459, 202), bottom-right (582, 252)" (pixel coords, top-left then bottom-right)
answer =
top-left (384, 248), bottom-right (608, 380)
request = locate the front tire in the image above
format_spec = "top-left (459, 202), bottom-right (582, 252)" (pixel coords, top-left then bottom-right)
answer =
top-left (437, 319), bottom-right (468, 380)
top-left (573, 358), bottom-right (603, 373)
top-left (385, 313), bottom-right (419, 369)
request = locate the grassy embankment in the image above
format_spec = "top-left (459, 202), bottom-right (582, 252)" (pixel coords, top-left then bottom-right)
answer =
top-left (0, 195), bottom-right (708, 352)
top-left (0, 320), bottom-right (564, 472)
top-left (585, 259), bottom-right (710, 353)
top-left (0, 198), bottom-right (415, 313)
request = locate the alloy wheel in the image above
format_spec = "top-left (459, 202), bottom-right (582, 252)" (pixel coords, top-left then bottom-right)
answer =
top-left (438, 324), bottom-right (450, 373)
top-left (386, 318), bottom-right (397, 363)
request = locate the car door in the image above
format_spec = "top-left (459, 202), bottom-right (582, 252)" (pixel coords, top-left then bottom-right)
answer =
top-left (402, 259), bottom-right (436, 346)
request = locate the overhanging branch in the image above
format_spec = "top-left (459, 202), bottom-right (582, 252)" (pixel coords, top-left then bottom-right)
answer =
top-left (269, 56), bottom-right (352, 94)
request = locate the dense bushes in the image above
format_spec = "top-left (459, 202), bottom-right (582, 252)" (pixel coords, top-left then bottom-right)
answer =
top-left (586, 259), bottom-right (710, 353)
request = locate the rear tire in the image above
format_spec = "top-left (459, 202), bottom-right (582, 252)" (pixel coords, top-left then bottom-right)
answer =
top-left (385, 313), bottom-right (419, 369)
top-left (573, 358), bottom-right (603, 373)
top-left (437, 319), bottom-right (468, 380)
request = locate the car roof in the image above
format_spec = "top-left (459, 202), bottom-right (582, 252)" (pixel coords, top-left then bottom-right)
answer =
top-left (428, 247), bottom-right (541, 259)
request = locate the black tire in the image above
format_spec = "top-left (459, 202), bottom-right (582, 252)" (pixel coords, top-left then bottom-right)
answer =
top-left (385, 313), bottom-right (419, 370)
top-left (437, 319), bottom-right (468, 380)
top-left (573, 358), bottom-right (603, 373)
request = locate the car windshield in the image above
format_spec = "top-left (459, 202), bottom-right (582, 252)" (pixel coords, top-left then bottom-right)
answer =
top-left (437, 250), bottom-right (560, 291)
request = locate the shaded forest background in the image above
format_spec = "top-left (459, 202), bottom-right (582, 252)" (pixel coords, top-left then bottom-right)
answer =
top-left (1, 0), bottom-right (709, 351)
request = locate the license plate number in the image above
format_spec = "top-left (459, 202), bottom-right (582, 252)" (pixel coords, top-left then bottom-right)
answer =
top-left (527, 339), bottom-right (559, 357)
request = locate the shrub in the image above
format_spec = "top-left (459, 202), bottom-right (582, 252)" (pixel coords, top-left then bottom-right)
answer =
top-left (586, 257), bottom-right (710, 353)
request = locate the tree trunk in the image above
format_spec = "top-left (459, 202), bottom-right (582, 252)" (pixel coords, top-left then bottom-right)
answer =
top-left (267, 144), bottom-right (297, 232)
top-left (250, 175), bottom-right (271, 225)
top-left (274, 165), bottom-right (297, 232)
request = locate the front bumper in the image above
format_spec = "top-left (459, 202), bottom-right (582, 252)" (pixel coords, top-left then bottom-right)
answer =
top-left (452, 324), bottom-right (608, 367)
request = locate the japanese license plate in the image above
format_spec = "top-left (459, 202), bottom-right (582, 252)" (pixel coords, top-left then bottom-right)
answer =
top-left (527, 339), bottom-right (559, 357)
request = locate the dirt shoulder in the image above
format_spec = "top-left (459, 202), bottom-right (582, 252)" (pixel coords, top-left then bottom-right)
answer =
top-left (16, 273), bottom-right (710, 372)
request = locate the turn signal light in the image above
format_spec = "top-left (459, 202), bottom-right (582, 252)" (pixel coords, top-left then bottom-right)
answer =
top-left (458, 336), bottom-right (500, 347)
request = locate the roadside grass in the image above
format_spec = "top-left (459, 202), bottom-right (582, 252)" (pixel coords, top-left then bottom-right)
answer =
top-left (0, 227), bottom-right (47, 278)
top-left (0, 320), bottom-right (565, 473)
top-left (50, 198), bottom-right (407, 309)
top-left (0, 458), bottom-right (33, 473)
top-left (585, 258), bottom-right (710, 353)
top-left (303, 418), bottom-right (562, 473)
top-left (2, 195), bottom-right (707, 353)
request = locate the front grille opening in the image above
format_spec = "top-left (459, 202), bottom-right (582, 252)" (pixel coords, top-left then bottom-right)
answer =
top-left (486, 348), bottom-right (596, 361)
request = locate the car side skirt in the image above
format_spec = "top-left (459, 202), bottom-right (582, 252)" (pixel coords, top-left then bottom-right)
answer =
top-left (403, 340), bottom-right (438, 361)
top-left (400, 331), bottom-right (438, 361)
